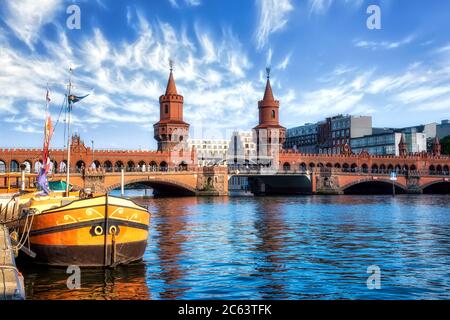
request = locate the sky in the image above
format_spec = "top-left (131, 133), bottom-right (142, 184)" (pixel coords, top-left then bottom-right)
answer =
top-left (0, 0), bottom-right (450, 149)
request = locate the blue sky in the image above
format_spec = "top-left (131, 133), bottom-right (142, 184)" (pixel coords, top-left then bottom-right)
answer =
top-left (0, 0), bottom-right (450, 149)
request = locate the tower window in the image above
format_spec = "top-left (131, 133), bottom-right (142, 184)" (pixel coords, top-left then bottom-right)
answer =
top-left (272, 110), bottom-right (275, 119)
top-left (165, 104), bottom-right (169, 113)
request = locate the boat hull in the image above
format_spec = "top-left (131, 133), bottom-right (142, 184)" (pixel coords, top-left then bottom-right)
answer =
top-left (29, 240), bottom-right (147, 267)
top-left (24, 195), bottom-right (150, 267)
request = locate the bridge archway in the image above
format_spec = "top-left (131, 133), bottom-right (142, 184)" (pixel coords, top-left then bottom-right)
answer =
top-left (342, 179), bottom-right (407, 195)
top-left (104, 161), bottom-right (113, 172)
top-left (422, 181), bottom-right (450, 194)
top-left (76, 160), bottom-right (85, 170)
top-left (0, 160), bottom-right (6, 173)
top-left (107, 178), bottom-right (197, 197)
top-left (10, 160), bottom-right (20, 172)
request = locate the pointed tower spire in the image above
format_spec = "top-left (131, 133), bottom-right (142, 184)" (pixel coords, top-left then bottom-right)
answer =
top-left (253, 67), bottom-right (286, 163)
top-left (263, 67), bottom-right (275, 102)
top-left (154, 59), bottom-right (189, 152)
top-left (165, 59), bottom-right (178, 95)
top-left (432, 136), bottom-right (441, 156)
top-left (398, 133), bottom-right (408, 156)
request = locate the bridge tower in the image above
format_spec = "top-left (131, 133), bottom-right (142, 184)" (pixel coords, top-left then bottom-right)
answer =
top-left (154, 63), bottom-right (190, 152)
top-left (398, 134), bottom-right (408, 156)
top-left (253, 68), bottom-right (286, 165)
top-left (432, 136), bottom-right (441, 156)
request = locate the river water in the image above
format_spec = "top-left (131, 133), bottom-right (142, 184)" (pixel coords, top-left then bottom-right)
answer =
top-left (21, 191), bottom-right (450, 300)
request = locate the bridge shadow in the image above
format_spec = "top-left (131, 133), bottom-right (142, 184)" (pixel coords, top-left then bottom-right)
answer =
top-left (423, 181), bottom-right (450, 194)
top-left (343, 181), bottom-right (407, 195)
top-left (109, 180), bottom-right (197, 197)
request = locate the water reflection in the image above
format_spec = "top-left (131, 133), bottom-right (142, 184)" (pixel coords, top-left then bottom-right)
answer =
top-left (21, 263), bottom-right (149, 300)
top-left (142, 197), bottom-right (198, 299)
top-left (253, 198), bottom-right (289, 299)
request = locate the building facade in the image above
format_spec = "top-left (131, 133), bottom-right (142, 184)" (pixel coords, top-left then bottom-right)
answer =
top-left (286, 115), bottom-right (372, 155)
top-left (285, 123), bottom-right (318, 153)
top-left (188, 138), bottom-right (229, 166)
top-left (437, 120), bottom-right (450, 139)
top-left (351, 131), bottom-right (427, 156)
top-left (228, 131), bottom-right (257, 166)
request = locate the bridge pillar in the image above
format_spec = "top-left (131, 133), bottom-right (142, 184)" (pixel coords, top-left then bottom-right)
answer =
top-left (406, 176), bottom-right (423, 194)
top-left (83, 170), bottom-right (106, 193)
top-left (196, 167), bottom-right (228, 196)
top-left (315, 171), bottom-right (343, 195)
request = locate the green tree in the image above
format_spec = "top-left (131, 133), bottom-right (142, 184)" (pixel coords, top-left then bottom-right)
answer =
top-left (441, 135), bottom-right (450, 155)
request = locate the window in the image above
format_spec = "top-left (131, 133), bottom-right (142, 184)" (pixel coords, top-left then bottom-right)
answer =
top-left (165, 104), bottom-right (169, 113)
top-left (272, 110), bottom-right (275, 119)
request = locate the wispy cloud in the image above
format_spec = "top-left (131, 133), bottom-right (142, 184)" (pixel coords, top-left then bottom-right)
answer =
top-left (0, 0), bottom-right (63, 49)
top-left (168, 0), bottom-right (201, 8)
top-left (276, 52), bottom-right (291, 70)
top-left (354, 35), bottom-right (415, 50)
top-left (255, 0), bottom-right (293, 49)
top-left (0, 10), bottom-right (259, 140)
top-left (309, 0), bottom-right (363, 15)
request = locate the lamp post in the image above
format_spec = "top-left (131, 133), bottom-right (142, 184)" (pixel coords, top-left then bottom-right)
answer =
top-left (91, 140), bottom-right (94, 168)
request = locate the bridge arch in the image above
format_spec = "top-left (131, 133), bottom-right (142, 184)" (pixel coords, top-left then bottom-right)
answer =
top-left (0, 159), bottom-right (6, 173)
top-left (342, 178), bottom-right (407, 195)
top-left (10, 160), bottom-right (20, 172)
top-left (104, 160), bottom-right (113, 172)
top-left (22, 160), bottom-right (32, 173)
top-left (422, 180), bottom-right (450, 194)
top-left (299, 162), bottom-right (307, 171)
top-left (106, 178), bottom-right (197, 197)
top-left (149, 161), bottom-right (158, 171)
top-left (371, 164), bottom-right (378, 173)
top-left (127, 160), bottom-right (136, 172)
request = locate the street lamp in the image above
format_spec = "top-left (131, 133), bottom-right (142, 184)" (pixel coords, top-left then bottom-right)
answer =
top-left (91, 140), bottom-right (94, 168)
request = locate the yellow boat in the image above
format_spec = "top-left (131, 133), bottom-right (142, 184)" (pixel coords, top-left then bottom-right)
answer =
top-left (18, 193), bottom-right (150, 267)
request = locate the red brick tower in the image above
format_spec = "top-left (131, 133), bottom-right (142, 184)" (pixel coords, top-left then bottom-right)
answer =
top-left (154, 63), bottom-right (190, 152)
top-left (398, 134), bottom-right (408, 156)
top-left (432, 136), bottom-right (441, 156)
top-left (253, 68), bottom-right (286, 164)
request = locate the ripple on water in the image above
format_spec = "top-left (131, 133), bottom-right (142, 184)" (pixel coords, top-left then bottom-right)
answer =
top-left (22, 194), bottom-right (450, 300)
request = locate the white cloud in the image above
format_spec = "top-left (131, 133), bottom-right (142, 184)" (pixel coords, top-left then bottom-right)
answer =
top-left (15, 124), bottom-right (41, 134)
top-left (275, 53), bottom-right (291, 70)
top-left (309, 0), bottom-right (363, 15)
top-left (0, 0), bottom-right (63, 49)
top-left (168, 0), bottom-right (201, 8)
top-left (255, 0), bottom-right (293, 49)
top-left (0, 98), bottom-right (17, 114)
top-left (0, 11), bottom-right (260, 140)
top-left (354, 35), bottom-right (415, 50)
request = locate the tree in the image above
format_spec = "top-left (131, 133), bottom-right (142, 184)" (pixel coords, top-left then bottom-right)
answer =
top-left (441, 135), bottom-right (450, 155)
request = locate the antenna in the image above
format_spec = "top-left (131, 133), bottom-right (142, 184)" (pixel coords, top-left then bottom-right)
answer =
top-left (266, 66), bottom-right (271, 79)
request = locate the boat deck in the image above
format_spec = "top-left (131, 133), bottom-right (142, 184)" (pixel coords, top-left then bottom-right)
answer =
top-left (0, 224), bottom-right (25, 300)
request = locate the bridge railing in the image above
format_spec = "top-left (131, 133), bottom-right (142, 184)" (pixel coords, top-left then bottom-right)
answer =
top-left (228, 167), bottom-right (450, 177)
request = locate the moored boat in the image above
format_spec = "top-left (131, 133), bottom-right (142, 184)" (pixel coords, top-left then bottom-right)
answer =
top-left (20, 193), bottom-right (149, 267)
top-left (13, 72), bottom-right (150, 267)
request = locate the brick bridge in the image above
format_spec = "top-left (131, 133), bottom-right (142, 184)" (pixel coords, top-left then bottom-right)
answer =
top-left (231, 150), bottom-right (450, 195)
top-left (0, 167), bottom-right (228, 196)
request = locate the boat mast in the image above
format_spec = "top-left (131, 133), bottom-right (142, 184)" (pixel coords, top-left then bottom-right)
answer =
top-left (65, 68), bottom-right (73, 196)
